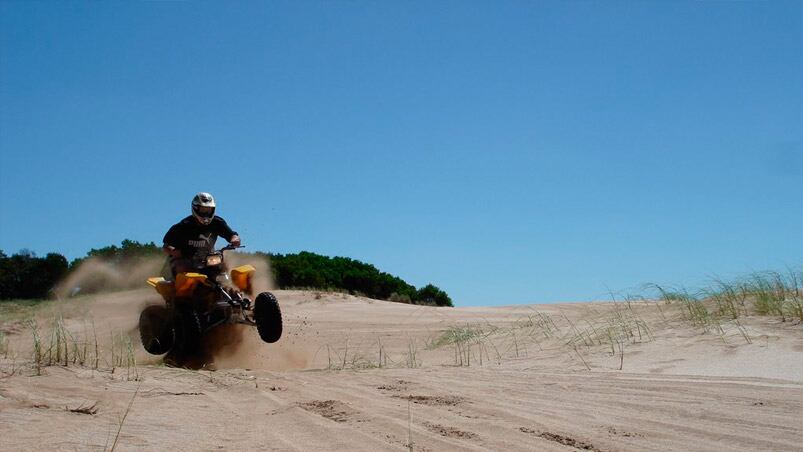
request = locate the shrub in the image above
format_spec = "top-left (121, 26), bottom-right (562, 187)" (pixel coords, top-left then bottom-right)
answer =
top-left (416, 284), bottom-right (453, 307)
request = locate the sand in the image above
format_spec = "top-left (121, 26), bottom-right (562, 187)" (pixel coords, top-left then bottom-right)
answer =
top-left (1, 289), bottom-right (802, 451)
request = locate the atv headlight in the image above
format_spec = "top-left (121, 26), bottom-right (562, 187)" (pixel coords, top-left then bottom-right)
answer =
top-left (206, 254), bottom-right (222, 266)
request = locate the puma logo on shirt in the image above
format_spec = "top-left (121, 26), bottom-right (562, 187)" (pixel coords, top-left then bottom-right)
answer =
top-left (189, 234), bottom-right (212, 247)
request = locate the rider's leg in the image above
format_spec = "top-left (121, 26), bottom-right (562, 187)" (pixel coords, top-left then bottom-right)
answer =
top-left (170, 257), bottom-right (193, 277)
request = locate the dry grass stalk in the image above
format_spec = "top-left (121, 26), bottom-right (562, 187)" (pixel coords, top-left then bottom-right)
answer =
top-left (110, 382), bottom-right (141, 452)
top-left (67, 401), bottom-right (98, 415)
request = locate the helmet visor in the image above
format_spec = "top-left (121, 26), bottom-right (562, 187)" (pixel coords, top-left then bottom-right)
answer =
top-left (193, 205), bottom-right (215, 218)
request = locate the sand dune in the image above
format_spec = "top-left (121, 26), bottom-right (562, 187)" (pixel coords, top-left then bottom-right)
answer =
top-left (1, 289), bottom-right (802, 451)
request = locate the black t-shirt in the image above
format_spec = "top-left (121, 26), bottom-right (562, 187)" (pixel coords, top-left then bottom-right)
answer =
top-left (163, 215), bottom-right (237, 262)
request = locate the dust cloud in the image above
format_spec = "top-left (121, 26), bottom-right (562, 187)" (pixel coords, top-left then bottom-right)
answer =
top-left (54, 255), bottom-right (166, 300)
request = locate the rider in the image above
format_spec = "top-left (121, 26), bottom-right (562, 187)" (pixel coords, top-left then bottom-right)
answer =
top-left (163, 192), bottom-right (240, 276)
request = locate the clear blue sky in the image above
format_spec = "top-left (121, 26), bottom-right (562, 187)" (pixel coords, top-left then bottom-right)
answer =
top-left (1, 2), bottom-right (801, 306)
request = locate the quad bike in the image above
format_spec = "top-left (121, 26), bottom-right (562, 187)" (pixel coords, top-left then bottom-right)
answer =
top-left (139, 244), bottom-right (282, 356)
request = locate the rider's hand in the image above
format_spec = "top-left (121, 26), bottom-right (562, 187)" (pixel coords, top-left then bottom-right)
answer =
top-left (163, 246), bottom-right (182, 258)
top-left (230, 235), bottom-right (241, 247)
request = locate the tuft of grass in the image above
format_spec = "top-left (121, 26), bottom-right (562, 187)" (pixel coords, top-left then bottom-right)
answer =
top-left (705, 278), bottom-right (746, 319)
top-left (521, 310), bottom-right (559, 338)
top-left (425, 324), bottom-right (486, 366)
top-left (430, 325), bottom-right (485, 349)
top-left (20, 313), bottom-right (135, 379)
top-left (405, 337), bottom-right (420, 368)
top-left (102, 329), bottom-right (140, 380)
top-left (436, 324), bottom-right (498, 366)
top-left (658, 268), bottom-right (803, 323)
top-left (566, 303), bottom-right (653, 351)
top-left (0, 355), bottom-right (20, 378)
top-left (572, 345), bottom-right (591, 371)
top-left (733, 318), bottom-right (752, 344)
top-left (27, 319), bottom-right (43, 375)
top-left (320, 334), bottom-right (424, 370)
top-left (744, 270), bottom-right (803, 321)
top-left (648, 284), bottom-right (718, 330)
top-left (377, 337), bottom-right (387, 368)
top-left (643, 268), bottom-right (803, 343)
top-left (0, 330), bottom-right (8, 358)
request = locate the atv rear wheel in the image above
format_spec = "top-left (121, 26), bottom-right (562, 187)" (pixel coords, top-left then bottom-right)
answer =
top-left (139, 305), bottom-right (175, 355)
top-left (254, 292), bottom-right (282, 343)
top-left (173, 306), bottom-right (202, 354)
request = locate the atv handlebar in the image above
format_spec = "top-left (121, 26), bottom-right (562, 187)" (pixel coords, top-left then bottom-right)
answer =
top-left (219, 244), bottom-right (244, 252)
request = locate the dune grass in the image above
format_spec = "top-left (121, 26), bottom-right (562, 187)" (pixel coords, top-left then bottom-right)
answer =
top-left (322, 335), bottom-right (424, 370)
top-left (306, 268), bottom-right (802, 373)
top-left (0, 330), bottom-right (8, 357)
top-left (566, 304), bottom-right (653, 350)
top-left (648, 268), bottom-right (803, 324)
top-left (429, 325), bottom-right (485, 349)
top-left (15, 313), bottom-right (138, 380)
top-left (639, 268), bottom-right (803, 347)
top-left (0, 298), bottom-right (55, 322)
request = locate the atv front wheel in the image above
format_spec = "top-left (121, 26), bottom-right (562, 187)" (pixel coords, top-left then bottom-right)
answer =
top-left (139, 305), bottom-right (175, 355)
top-left (254, 292), bottom-right (282, 343)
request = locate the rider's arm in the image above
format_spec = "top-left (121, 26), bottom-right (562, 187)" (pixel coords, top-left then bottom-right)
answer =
top-left (214, 217), bottom-right (239, 245)
top-left (162, 223), bottom-right (183, 258)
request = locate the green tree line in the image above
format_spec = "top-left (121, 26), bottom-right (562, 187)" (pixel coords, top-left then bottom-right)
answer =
top-left (69, 238), bottom-right (163, 270)
top-left (0, 240), bottom-right (452, 306)
top-left (0, 250), bottom-right (69, 299)
top-left (265, 251), bottom-right (452, 306)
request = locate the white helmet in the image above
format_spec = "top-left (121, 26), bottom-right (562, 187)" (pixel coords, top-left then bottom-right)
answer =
top-left (191, 192), bottom-right (216, 225)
